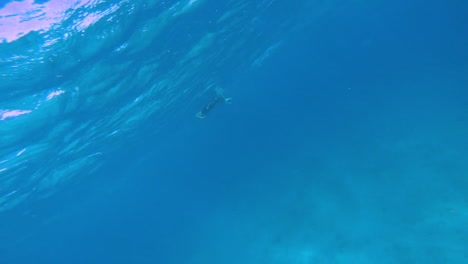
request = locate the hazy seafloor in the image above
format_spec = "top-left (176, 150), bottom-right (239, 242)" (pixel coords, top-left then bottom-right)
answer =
top-left (0, 0), bottom-right (467, 263)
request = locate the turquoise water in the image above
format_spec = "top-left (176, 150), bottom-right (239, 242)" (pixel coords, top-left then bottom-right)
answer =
top-left (1, 0), bottom-right (467, 263)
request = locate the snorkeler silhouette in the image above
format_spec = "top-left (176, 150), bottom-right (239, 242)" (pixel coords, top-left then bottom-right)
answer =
top-left (196, 88), bottom-right (232, 119)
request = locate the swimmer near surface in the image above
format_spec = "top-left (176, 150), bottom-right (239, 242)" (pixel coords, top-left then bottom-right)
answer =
top-left (196, 88), bottom-right (232, 119)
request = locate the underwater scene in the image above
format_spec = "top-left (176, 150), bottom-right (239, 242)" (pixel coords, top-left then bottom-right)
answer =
top-left (0, 0), bottom-right (467, 263)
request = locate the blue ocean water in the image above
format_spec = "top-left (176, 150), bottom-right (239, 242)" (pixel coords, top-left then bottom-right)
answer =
top-left (1, 0), bottom-right (467, 263)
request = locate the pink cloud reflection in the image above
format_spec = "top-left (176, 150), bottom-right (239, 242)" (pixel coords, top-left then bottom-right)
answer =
top-left (46, 90), bottom-right (65, 101)
top-left (0, 109), bottom-right (32, 120)
top-left (0, 0), bottom-right (94, 43)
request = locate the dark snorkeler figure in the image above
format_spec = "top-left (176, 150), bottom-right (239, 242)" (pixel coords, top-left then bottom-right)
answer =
top-left (196, 88), bottom-right (232, 119)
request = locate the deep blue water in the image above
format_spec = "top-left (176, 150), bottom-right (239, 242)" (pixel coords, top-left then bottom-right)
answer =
top-left (1, 0), bottom-right (467, 263)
